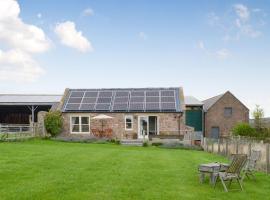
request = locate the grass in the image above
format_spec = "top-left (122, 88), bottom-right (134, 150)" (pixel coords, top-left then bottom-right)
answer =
top-left (0, 139), bottom-right (269, 200)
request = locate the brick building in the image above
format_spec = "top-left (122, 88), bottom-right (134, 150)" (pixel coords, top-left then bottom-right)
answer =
top-left (58, 87), bottom-right (187, 140)
top-left (203, 91), bottom-right (249, 138)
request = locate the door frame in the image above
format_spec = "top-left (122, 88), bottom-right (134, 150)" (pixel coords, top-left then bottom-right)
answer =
top-left (138, 115), bottom-right (159, 139)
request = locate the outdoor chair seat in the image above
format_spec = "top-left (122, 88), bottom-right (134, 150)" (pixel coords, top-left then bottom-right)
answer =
top-left (214, 154), bottom-right (247, 192)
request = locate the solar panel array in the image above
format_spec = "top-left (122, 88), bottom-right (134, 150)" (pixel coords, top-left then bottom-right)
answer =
top-left (63, 88), bottom-right (181, 112)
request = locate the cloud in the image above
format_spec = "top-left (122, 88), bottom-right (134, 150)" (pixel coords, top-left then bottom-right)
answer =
top-left (139, 31), bottom-right (147, 40)
top-left (198, 41), bottom-right (231, 60)
top-left (215, 48), bottom-right (230, 59)
top-left (0, 49), bottom-right (44, 82)
top-left (54, 21), bottom-right (93, 52)
top-left (82, 8), bottom-right (94, 16)
top-left (0, 0), bottom-right (50, 82)
top-left (234, 4), bottom-right (250, 21)
top-left (37, 13), bottom-right (42, 19)
top-left (0, 0), bottom-right (50, 53)
top-left (208, 4), bottom-right (265, 41)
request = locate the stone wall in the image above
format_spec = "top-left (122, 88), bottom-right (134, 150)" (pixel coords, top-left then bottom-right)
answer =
top-left (205, 92), bottom-right (249, 138)
top-left (61, 112), bottom-right (185, 139)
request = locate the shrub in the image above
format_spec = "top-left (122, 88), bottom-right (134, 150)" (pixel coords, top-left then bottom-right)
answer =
top-left (160, 143), bottom-right (203, 151)
top-left (151, 142), bottom-right (163, 146)
top-left (143, 141), bottom-right (148, 147)
top-left (44, 111), bottom-right (63, 137)
top-left (232, 123), bottom-right (255, 137)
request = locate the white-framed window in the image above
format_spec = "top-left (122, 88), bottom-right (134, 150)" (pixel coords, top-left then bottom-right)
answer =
top-left (70, 116), bottom-right (90, 134)
top-left (125, 115), bottom-right (133, 130)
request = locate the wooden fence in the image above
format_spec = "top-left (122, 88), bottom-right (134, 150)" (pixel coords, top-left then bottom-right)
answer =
top-left (0, 124), bottom-right (44, 141)
top-left (203, 137), bottom-right (270, 174)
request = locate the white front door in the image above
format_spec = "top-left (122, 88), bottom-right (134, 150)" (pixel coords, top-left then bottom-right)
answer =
top-left (138, 116), bottom-right (148, 139)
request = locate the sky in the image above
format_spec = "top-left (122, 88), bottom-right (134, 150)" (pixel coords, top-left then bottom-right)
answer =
top-left (0, 0), bottom-right (269, 117)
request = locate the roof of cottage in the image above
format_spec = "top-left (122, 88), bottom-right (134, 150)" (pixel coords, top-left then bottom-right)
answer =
top-left (62, 87), bottom-right (183, 113)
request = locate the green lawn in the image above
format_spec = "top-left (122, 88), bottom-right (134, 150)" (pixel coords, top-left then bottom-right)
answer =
top-left (0, 140), bottom-right (269, 200)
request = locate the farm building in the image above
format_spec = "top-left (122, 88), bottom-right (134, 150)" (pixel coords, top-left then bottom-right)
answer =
top-left (203, 91), bottom-right (249, 138)
top-left (0, 94), bottom-right (62, 124)
top-left (57, 87), bottom-right (188, 140)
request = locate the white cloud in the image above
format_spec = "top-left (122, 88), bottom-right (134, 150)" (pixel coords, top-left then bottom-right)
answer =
top-left (215, 48), bottom-right (230, 59)
top-left (198, 41), bottom-right (231, 60)
top-left (0, 0), bottom-right (50, 53)
top-left (139, 31), bottom-right (147, 40)
top-left (0, 49), bottom-right (44, 82)
top-left (37, 13), bottom-right (42, 19)
top-left (82, 8), bottom-right (94, 16)
top-left (0, 0), bottom-right (51, 82)
top-left (234, 4), bottom-right (250, 21)
top-left (208, 4), bottom-right (265, 41)
top-left (54, 21), bottom-right (93, 52)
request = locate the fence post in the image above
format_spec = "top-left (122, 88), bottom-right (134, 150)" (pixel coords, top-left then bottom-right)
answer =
top-left (236, 140), bottom-right (239, 154)
top-left (226, 139), bottom-right (228, 156)
top-left (218, 139), bottom-right (220, 154)
top-left (248, 143), bottom-right (251, 157)
top-left (206, 138), bottom-right (209, 152)
top-left (266, 144), bottom-right (270, 174)
top-left (212, 139), bottom-right (214, 153)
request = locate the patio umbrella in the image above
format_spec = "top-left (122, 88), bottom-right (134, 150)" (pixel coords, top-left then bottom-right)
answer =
top-left (92, 114), bottom-right (113, 132)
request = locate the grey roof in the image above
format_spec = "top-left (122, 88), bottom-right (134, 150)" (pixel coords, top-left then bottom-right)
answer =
top-left (62, 87), bottom-right (182, 113)
top-left (0, 94), bottom-right (62, 105)
top-left (185, 96), bottom-right (203, 106)
top-left (203, 93), bottom-right (224, 111)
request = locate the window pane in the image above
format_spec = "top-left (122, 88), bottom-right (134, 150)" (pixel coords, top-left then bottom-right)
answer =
top-left (224, 107), bottom-right (232, 117)
top-left (72, 125), bottom-right (80, 132)
top-left (125, 116), bottom-right (133, 129)
top-left (81, 117), bottom-right (89, 124)
top-left (72, 117), bottom-right (79, 124)
top-left (126, 123), bottom-right (132, 129)
top-left (81, 125), bottom-right (90, 132)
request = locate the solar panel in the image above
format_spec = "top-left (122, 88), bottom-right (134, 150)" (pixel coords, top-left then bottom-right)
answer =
top-left (129, 103), bottom-right (144, 110)
top-left (80, 104), bottom-right (95, 110)
top-left (113, 103), bottom-right (128, 111)
top-left (114, 97), bottom-right (128, 103)
top-left (145, 103), bottom-right (160, 110)
top-left (68, 97), bottom-right (82, 104)
top-left (85, 91), bottom-right (98, 97)
top-left (146, 91), bottom-right (159, 96)
top-left (161, 103), bottom-right (176, 110)
top-left (161, 96), bottom-right (175, 102)
top-left (65, 103), bottom-right (80, 110)
top-left (97, 97), bottom-right (111, 103)
top-left (161, 90), bottom-right (175, 96)
top-left (115, 91), bottom-right (129, 97)
top-left (131, 91), bottom-right (144, 96)
top-left (82, 97), bottom-right (96, 104)
top-left (70, 91), bottom-right (84, 98)
top-left (99, 91), bottom-right (113, 98)
top-left (146, 97), bottom-right (159, 102)
top-left (63, 88), bottom-right (180, 112)
top-left (95, 103), bottom-right (111, 110)
top-left (130, 96), bottom-right (144, 102)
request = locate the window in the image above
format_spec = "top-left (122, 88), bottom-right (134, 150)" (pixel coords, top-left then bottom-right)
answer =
top-left (224, 107), bottom-right (233, 117)
top-left (125, 115), bottom-right (133, 130)
top-left (70, 116), bottom-right (90, 133)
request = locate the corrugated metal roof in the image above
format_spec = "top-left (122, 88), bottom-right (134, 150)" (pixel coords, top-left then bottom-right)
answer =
top-left (62, 87), bottom-right (183, 113)
top-left (185, 96), bottom-right (203, 106)
top-left (202, 93), bottom-right (224, 111)
top-left (0, 94), bottom-right (62, 105)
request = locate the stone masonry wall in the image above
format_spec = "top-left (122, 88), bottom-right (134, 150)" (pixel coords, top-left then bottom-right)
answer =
top-left (61, 112), bottom-right (185, 139)
top-left (205, 92), bottom-right (249, 138)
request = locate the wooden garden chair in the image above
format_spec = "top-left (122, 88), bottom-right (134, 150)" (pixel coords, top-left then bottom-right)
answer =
top-left (214, 154), bottom-right (247, 192)
top-left (242, 150), bottom-right (261, 181)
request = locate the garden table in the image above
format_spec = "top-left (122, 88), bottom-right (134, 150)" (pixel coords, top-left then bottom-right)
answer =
top-left (198, 163), bottom-right (229, 185)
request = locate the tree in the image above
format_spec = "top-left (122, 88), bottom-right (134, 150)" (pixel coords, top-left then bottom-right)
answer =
top-left (232, 123), bottom-right (255, 137)
top-left (44, 111), bottom-right (63, 137)
top-left (252, 105), bottom-right (264, 131)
